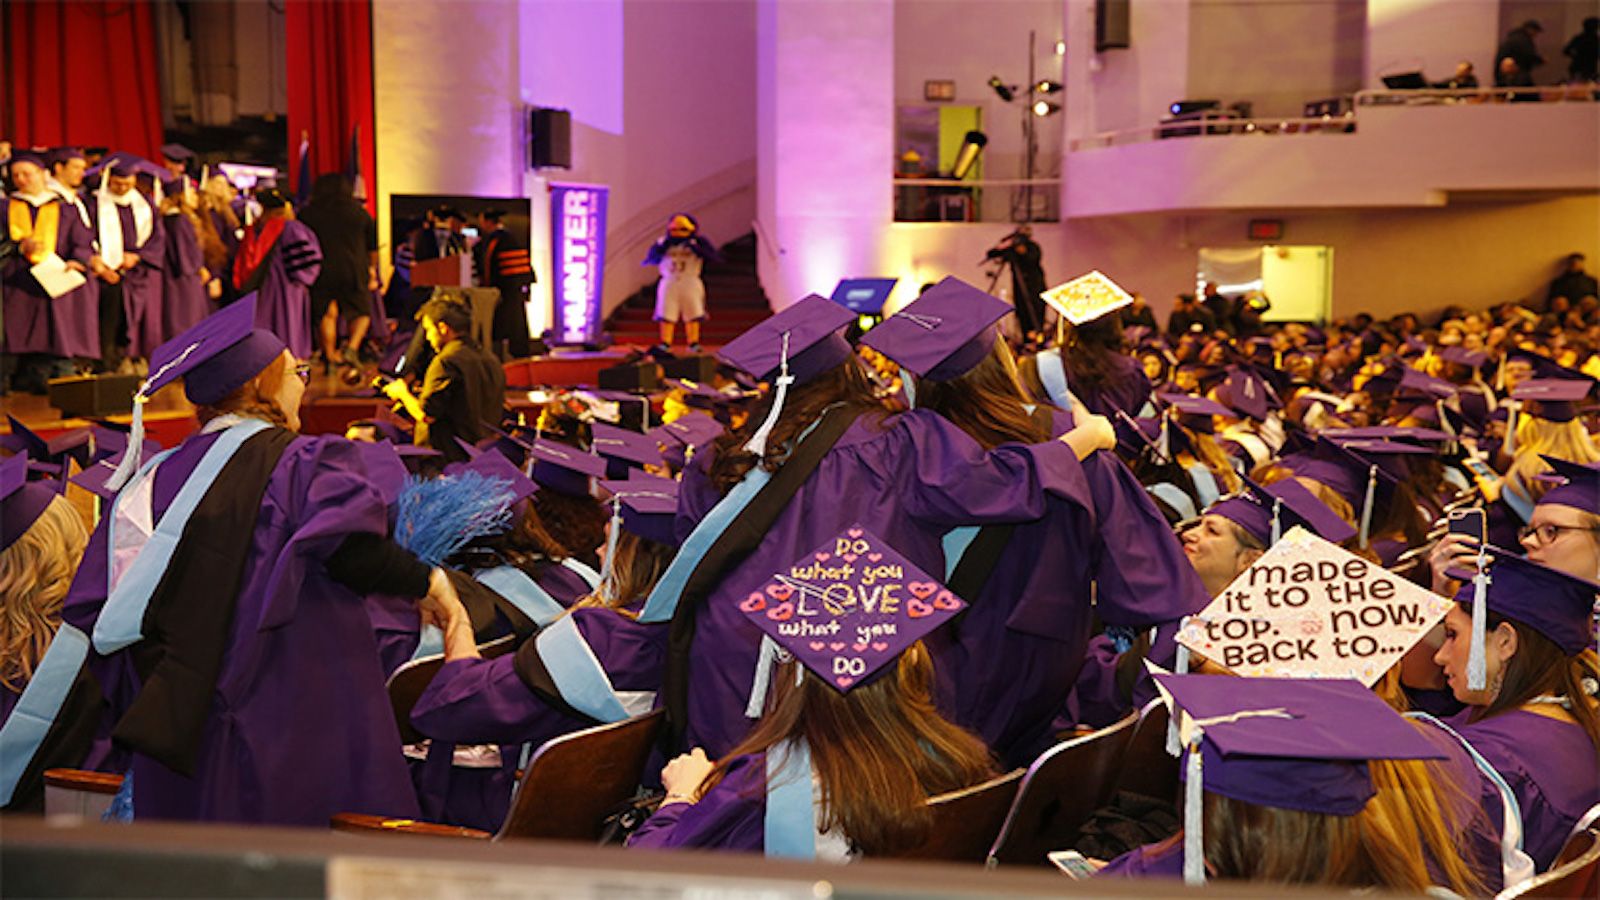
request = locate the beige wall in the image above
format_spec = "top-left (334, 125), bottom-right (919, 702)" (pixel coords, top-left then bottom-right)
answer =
top-left (1187, 0), bottom-right (1366, 120)
top-left (1056, 193), bottom-right (1600, 322)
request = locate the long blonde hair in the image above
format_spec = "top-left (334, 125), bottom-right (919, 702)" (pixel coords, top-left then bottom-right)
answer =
top-left (1506, 418), bottom-right (1600, 503)
top-left (0, 496), bottom-right (88, 692)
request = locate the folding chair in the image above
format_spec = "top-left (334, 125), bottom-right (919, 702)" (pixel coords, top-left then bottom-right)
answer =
top-left (1496, 828), bottom-right (1600, 899)
top-left (986, 711), bottom-right (1141, 866)
top-left (888, 769), bottom-right (1024, 863)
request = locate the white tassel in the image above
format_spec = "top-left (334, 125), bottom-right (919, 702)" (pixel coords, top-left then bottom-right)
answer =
top-left (899, 366), bottom-right (917, 409)
top-left (1503, 401), bottom-right (1519, 458)
top-left (1358, 464), bottom-right (1377, 549)
top-left (1270, 498), bottom-right (1283, 546)
top-left (104, 398), bottom-right (147, 492)
top-left (1168, 621), bottom-right (1191, 757)
top-left (1467, 559), bottom-right (1491, 692)
top-left (744, 331), bottom-right (793, 457)
top-left (1182, 737), bottom-right (1205, 886)
top-left (745, 636), bottom-right (783, 718)
top-left (598, 498), bottom-right (623, 591)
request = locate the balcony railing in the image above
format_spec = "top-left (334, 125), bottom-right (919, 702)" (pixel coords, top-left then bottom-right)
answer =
top-left (1069, 84), bottom-right (1597, 152)
top-left (891, 177), bottom-right (1063, 223)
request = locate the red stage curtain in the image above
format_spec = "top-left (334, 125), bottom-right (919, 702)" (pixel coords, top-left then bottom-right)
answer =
top-left (286, 0), bottom-right (376, 216)
top-left (1, 1), bottom-right (163, 158)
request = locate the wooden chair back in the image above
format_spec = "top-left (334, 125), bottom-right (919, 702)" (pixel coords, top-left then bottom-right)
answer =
top-left (42, 769), bottom-right (123, 821)
top-left (890, 769), bottom-right (1024, 863)
top-left (986, 711), bottom-right (1141, 866)
top-left (387, 634), bottom-right (518, 744)
top-left (494, 708), bottom-right (666, 842)
top-left (1112, 700), bottom-right (1179, 806)
top-left (1497, 828), bottom-right (1600, 899)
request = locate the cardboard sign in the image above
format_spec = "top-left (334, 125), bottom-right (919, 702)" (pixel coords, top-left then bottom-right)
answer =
top-left (1177, 527), bottom-right (1453, 685)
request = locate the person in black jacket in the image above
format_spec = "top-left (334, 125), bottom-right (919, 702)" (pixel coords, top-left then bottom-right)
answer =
top-left (1564, 17), bottom-right (1598, 82)
top-left (1168, 292), bottom-right (1216, 338)
top-left (1548, 253), bottom-right (1599, 308)
top-left (1496, 20), bottom-right (1544, 86)
top-left (383, 297), bottom-right (505, 462)
top-left (298, 174), bottom-right (379, 373)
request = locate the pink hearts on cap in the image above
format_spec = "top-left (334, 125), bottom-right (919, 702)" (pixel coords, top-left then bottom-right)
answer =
top-left (739, 593), bottom-right (767, 613)
top-left (829, 642), bottom-right (846, 651)
top-left (866, 553), bottom-right (882, 562)
top-left (908, 582), bottom-right (936, 599)
top-left (766, 601), bottom-right (795, 622)
top-left (766, 583), bottom-right (794, 601)
top-left (814, 552), bottom-right (832, 562)
top-left (809, 641), bottom-right (825, 651)
top-left (907, 598), bottom-right (934, 618)
top-left (847, 527), bottom-right (864, 539)
top-left (933, 590), bottom-right (960, 610)
top-left (840, 553), bottom-right (858, 564)
top-left (835, 676), bottom-right (855, 688)
top-left (871, 641), bottom-right (889, 652)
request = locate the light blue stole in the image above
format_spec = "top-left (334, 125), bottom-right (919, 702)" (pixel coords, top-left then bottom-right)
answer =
top-left (0, 624), bottom-right (91, 806)
top-left (764, 737), bottom-right (818, 859)
top-left (534, 614), bottom-right (655, 723)
top-left (1036, 348), bottom-right (1081, 410)
top-left (941, 526), bottom-right (981, 581)
top-left (560, 557), bottom-right (602, 591)
top-left (1407, 711), bottom-right (1536, 887)
top-left (411, 564), bottom-right (576, 662)
top-left (637, 465), bottom-right (773, 624)
top-left (1148, 483), bottom-right (1198, 521)
top-left (1183, 462), bottom-right (1221, 509)
top-left (94, 419), bottom-right (273, 655)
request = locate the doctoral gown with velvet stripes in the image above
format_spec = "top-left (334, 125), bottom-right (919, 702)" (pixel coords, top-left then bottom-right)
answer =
top-left (250, 219), bottom-right (322, 359)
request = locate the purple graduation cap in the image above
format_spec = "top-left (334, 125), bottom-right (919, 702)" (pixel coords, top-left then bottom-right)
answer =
top-left (106, 294), bottom-right (286, 491)
top-left (1212, 366), bottom-right (1273, 421)
top-left (718, 295), bottom-right (857, 455)
top-left (0, 453), bottom-right (61, 551)
top-left (70, 455), bottom-right (126, 502)
top-left (88, 425), bottom-right (162, 467)
top-left (1326, 425), bottom-right (1452, 445)
top-left (1455, 552), bottom-right (1600, 690)
top-left (1397, 367), bottom-right (1456, 401)
top-left (1510, 378), bottom-right (1593, 423)
top-left (1439, 346), bottom-right (1488, 370)
top-left (590, 422), bottom-right (664, 478)
top-left (1288, 436), bottom-right (1426, 548)
top-left (1158, 393), bottom-right (1233, 434)
top-left (1537, 455), bottom-right (1600, 516)
top-left (1207, 477), bottom-right (1357, 546)
top-left (598, 477), bottom-right (681, 546)
top-left (857, 276), bottom-right (1012, 383)
top-left (651, 412), bottom-right (723, 449)
top-left (1505, 346), bottom-right (1598, 386)
top-left (740, 525), bottom-right (966, 703)
top-left (2, 416), bottom-right (91, 494)
top-left (528, 439), bottom-right (607, 497)
top-left (448, 447), bottom-right (538, 505)
top-left (1153, 673), bottom-right (1445, 885)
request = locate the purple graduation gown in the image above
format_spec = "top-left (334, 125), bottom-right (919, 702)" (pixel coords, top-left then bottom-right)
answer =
top-left (160, 213), bottom-right (211, 338)
top-left (62, 431), bottom-right (420, 826)
top-left (407, 605), bottom-right (666, 831)
top-left (111, 204), bottom-right (168, 358)
top-left (673, 409), bottom-right (1094, 757)
top-left (1097, 838), bottom-right (1184, 878)
top-left (252, 219), bottom-right (322, 359)
top-left (925, 408), bottom-right (1208, 767)
top-left (1449, 708), bottom-right (1600, 871)
top-left (629, 752), bottom-right (767, 853)
top-left (1071, 355), bottom-right (1154, 421)
top-left (2, 195), bottom-right (99, 358)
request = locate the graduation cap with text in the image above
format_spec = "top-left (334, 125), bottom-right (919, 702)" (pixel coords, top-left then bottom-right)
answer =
top-left (1537, 455), bottom-right (1600, 516)
top-left (105, 294), bottom-right (287, 491)
top-left (1041, 270), bottom-right (1133, 326)
top-left (0, 453), bottom-right (62, 550)
top-left (740, 525), bottom-right (966, 699)
top-left (1153, 673), bottom-right (1446, 885)
top-left (858, 276), bottom-right (1012, 383)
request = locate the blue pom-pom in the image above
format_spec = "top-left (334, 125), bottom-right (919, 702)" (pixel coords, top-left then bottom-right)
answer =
top-left (394, 471), bottom-right (517, 566)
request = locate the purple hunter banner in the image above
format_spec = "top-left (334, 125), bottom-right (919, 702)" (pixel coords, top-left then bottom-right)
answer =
top-left (550, 182), bottom-right (608, 345)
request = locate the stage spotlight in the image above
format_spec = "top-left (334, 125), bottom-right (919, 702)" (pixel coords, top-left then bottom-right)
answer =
top-left (1032, 100), bottom-right (1061, 117)
top-left (1054, 39), bottom-right (1067, 56)
top-left (950, 130), bottom-right (988, 179)
top-left (1035, 80), bottom-right (1063, 94)
top-left (987, 76), bottom-right (1015, 103)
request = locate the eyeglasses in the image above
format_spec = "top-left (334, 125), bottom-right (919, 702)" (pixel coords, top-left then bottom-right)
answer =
top-left (1517, 522), bottom-right (1600, 545)
top-left (293, 363), bottom-right (312, 384)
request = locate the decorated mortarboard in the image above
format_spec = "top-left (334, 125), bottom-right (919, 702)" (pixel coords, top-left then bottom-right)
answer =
top-left (0, 453), bottom-right (61, 550)
top-left (1040, 270), bottom-right (1133, 326)
top-left (718, 295), bottom-right (858, 455)
top-left (740, 525), bottom-right (966, 699)
top-left (1456, 552), bottom-right (1598, 661)
top-left (1206, 478), bottom-right (1356, 546)
top-left (528, 439), bottom-right (607, 497)
top-left (1510, 378), bottom-right (1593, 423)
top-left (105, 294), bottom-right (286, 491)
top-left (590, 422), bottom-right (664, 478)
top-left (1152, 672), bottom-right (1446, 885)
top-left (858, 276), bottom-right (1011, 383)
top-left (1439, 346), bottom-right (1489, 369)
top-left (1536, 455), bottom-right (1600, 516)
top-left (829, 277), bottom-right (897, 315)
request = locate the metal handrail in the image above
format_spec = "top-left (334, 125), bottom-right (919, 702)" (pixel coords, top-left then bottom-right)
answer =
top-left (891, 177), bottom-right (1063, 188)
top-left (1354, 85), bottom-right (1599, 105)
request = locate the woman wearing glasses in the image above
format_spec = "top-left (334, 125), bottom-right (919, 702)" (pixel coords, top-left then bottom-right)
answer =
top-left (1432, 454), bottom-right (1600, 588)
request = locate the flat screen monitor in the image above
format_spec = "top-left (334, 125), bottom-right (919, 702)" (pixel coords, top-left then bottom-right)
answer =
top-left (830, 278), bottom-right (898, 314)
top-left (1381, 72), bottom-right (1428, 90)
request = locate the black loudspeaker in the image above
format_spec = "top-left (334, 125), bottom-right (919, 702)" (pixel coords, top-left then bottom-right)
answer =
top-left (529, 107), bottom-right (572, 170)
top-left (598, 361), bottom-right (659, 391)
top-left (662, 355), bottom-right (718, 382)
top-left (47, 373), bottom-right (140, 418)
top-left (1096, 0), bottom-right (1130, 51)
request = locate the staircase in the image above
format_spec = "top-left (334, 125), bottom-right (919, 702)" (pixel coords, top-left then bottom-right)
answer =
top-left (605, 233), bottom-right (771, 348)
